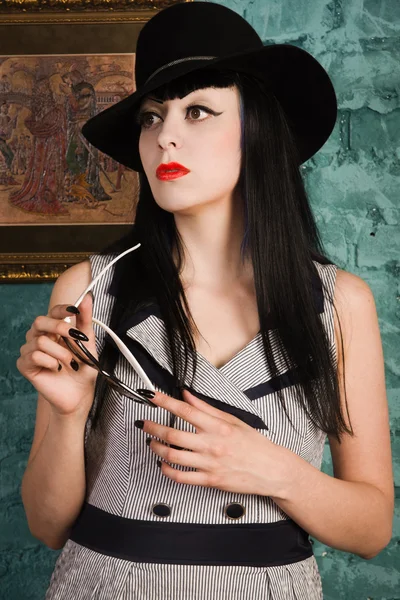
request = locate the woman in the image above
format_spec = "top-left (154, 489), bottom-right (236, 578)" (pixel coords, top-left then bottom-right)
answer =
top-left (9, 77), bottom-right (68, 215)
top-left (17, 3), bottom-right (394, 599)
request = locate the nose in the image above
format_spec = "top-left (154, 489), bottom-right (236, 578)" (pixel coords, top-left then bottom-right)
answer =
top-left (157, 114), bottom-right (183, 152)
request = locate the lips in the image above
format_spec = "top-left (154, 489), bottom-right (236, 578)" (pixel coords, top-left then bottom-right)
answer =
top-left (156, 162), bottom-right (190, 181)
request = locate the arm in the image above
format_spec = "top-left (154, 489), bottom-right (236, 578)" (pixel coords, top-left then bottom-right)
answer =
top-left (269, 269), bottom-right (394, 560)
top-left (20, 260), bottom-right (93, 550)
top-left (21, 409), bottom-right (88, 550)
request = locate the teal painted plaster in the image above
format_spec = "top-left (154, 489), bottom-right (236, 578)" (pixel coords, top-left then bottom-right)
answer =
top-left (0, 0), bottom-right (399, 598)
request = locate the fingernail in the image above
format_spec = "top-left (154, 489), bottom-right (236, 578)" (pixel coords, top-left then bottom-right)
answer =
top-left (69, 328), bottom-right (89, 342)
top-left (146, 437), bottom-right (152, 446)
top-left (58, 362), bottom-right (62, 371)
top-left (70, 359), bottom-right (79, 371)
top-left (137, 388), bottom-right (156, 399)
top-left (134, 420), bottom-right (144, 429)
top-left (156, 460), bottom-right (162, 468)
top-left (66, 306), bottom-right (80, 315)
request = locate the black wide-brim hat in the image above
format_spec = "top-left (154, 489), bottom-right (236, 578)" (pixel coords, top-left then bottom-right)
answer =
top-left (82, 1), bottom-right (337, 172)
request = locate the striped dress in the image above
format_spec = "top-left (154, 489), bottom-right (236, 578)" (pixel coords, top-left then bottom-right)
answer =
top-left (45, 254), bottom-right (337, 600)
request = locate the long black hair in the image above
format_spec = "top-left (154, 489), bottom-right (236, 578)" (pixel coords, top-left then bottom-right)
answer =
top-left (89, 68), bottom-right (353, 443)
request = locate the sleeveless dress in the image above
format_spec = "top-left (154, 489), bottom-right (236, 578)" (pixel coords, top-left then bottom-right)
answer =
top-left (45, 255), bottom-right (337, 600)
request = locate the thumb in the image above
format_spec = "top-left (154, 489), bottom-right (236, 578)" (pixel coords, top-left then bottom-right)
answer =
top-left (75, 292), bottom-right (94, 337)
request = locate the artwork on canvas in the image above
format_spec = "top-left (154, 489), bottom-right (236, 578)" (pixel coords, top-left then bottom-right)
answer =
top-left (0, 53), bottom-right (136, 225)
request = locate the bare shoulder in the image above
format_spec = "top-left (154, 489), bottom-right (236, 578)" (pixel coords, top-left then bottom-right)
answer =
top-left (56, 258), bottom-right (92, 286)
top-left (332, 266), bottom-right (382, 398)
top-left (334, 268), bottom-right (376, 312)
top-left (335, 267), bottom-right (373, 296)
top-left (333, 268), bottom-right (377, 355)
top-left (49, 258), bottom-right (92, 310)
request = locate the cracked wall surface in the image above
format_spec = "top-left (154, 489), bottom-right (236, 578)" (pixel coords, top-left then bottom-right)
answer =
top-left (0, 0), bottom-right (399, 598)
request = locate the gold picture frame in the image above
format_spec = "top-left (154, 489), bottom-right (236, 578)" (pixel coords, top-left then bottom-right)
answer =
top-left (0, 0), bottom-right (189, 282)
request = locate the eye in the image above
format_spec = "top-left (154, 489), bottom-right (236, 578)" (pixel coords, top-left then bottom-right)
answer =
top-left (136, 111), bottom-right (161, 130)
top-left (186, 105), bottom-right (213, 122)
top-left (136, 104), bottom-right (221, 130)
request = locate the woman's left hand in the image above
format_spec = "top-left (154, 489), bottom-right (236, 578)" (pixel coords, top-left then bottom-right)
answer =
top-left (137, 389), bottom-right (292, 498)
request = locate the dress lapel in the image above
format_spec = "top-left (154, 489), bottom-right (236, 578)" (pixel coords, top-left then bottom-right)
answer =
top-left (119, 310), bottom-right (267, 428)
top-left (107, 260), bottom-right (324, 431)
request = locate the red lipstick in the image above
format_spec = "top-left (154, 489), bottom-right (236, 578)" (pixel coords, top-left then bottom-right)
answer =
top-left (156, 162), bottom-right (190, 181)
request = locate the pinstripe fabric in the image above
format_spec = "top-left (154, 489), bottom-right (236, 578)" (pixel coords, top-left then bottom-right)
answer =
top-left (45, 256), bottom-right (337, 599)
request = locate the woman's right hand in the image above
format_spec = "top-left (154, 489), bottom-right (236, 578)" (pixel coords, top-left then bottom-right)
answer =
top-left (16, 293), bottom-right (98, 419)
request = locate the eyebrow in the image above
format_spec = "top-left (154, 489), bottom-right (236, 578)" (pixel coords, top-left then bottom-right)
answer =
top-left (146, 96), bottom-right (163, 104)
top-left (143, 92), bottom-right (217, 106)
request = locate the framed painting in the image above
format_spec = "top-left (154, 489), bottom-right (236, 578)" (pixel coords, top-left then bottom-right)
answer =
top-left (0, 0), bottom-right (189, 282)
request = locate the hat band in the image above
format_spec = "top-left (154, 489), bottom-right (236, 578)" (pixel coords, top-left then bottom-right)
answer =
top-left (144, 55), bottom-right (217, 85)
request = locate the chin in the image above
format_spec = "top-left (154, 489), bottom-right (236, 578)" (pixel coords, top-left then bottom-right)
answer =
top-left (155, 198), bottom-right (204, 215)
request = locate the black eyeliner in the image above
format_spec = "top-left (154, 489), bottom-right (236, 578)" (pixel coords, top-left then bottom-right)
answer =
top-left (186, 103), bottom-right (223, 116)
top-left (136, 103), bottom-right (222, 126)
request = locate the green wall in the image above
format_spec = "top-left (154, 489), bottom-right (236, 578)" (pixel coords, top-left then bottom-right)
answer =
top-left (0, 0), bottom-right (399, 598)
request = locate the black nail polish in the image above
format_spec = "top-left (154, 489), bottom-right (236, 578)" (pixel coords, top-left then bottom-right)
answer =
top-left (66, 306), bottom-right (80, 315)
top-left (70, 359), bottom-right (79, 371)
top-left (156, 460), bottom-right (162, 468)
top-left (146, 437), bottom-right (152, 446)
top-left (69, 328), bottom-right (89, 342)
top-left (58, 362), bottom-right (62, 371)
top-left (134, 420), bottom-right (144, 429)
top-left (137, 388), bottom-right (156, 399)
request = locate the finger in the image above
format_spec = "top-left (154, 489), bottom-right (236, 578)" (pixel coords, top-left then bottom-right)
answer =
top-left (21, 349), bottom-right (65, 373)
top-left (23, 327), bottom-right (82, 370)
top-left (143, 420), bottom-right (204, 452)
top-left (182, 389), bottom-right (243, 425)
top-left (150, 439), bottom-right (210, 470)
top-left (160, 462), bottom-right (216, 487)
top-left (149, 390), bottom-right (222, 433)
top-left (21, 335), bottom-right (76, 365)
top-left (26, 325), bottom-right (59, 345)
top-left (31, 315), bottom-right (89, 344)
top-left (49, 303), bottom-right (81, 321)
top-left (74, 292), bottom-right (93, 334)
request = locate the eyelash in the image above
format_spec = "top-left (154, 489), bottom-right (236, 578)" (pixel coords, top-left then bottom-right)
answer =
top-left (136, 104), bottom-right (219, 129)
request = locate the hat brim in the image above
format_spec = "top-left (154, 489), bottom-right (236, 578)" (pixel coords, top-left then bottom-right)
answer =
top-left (81, 43), bottom-right (337, 172)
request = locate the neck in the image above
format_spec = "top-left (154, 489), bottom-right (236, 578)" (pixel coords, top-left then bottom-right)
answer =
top-left (172, 192), bottom-right (253, 292)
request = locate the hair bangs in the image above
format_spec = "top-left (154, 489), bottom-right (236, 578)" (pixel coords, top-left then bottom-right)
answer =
top-left (145, 68), bottom-right (239, 102)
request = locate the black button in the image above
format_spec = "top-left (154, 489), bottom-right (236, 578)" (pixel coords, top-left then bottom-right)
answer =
top-left (152, 503), bottom-right (171, 517)
top-left (224, 502), bottom-right (245, 519)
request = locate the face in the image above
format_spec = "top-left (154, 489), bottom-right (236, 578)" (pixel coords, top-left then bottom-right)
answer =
top-left (138, 86), bottom-right (242, 215)
top-left (77, 87), bottom-right (93, 109)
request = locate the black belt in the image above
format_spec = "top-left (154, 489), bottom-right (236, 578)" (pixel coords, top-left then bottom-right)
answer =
top-left (69, 502), bottom-right (313, 567)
